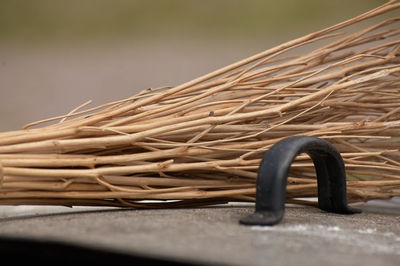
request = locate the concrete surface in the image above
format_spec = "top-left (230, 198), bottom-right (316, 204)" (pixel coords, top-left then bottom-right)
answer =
top-left (0, 203), bottom-right (399, 266)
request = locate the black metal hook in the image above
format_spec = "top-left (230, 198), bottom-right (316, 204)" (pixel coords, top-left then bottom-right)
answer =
top-left (240, 136), bottom-right (360, 226)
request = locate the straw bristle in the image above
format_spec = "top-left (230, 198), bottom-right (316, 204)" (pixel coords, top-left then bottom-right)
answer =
top-left (1, 1), bottom-right (400, 207)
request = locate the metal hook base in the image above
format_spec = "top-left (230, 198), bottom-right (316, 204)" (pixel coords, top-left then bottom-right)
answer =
top-left (240, 136), bottom-right (360, 226)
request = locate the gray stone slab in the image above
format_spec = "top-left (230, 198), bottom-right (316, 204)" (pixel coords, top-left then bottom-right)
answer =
top-left (0, 204), bottom-right (399, 266)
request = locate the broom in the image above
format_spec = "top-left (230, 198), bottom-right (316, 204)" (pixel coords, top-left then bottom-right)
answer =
top-left (0, 1), bottom-right (400, 208)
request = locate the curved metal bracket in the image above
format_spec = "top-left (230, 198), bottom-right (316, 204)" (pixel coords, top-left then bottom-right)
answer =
top-left (240, 136), bottom-right (361, 226)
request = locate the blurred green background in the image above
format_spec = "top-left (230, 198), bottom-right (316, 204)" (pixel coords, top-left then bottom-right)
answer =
top-left (0, 0), bottom-right (384, 42)
top-left (0, 0), bottom-right (387, 130)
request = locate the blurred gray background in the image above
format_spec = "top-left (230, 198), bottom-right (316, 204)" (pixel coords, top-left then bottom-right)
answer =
top-left (0, 0), bottom-right (385, 131)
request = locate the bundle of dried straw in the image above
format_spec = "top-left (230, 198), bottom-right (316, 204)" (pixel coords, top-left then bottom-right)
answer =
top-left (1, 1), bottom-right (400, 208)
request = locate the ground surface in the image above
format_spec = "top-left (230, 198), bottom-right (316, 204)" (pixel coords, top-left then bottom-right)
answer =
top-left (0, 202), bottom-right (399, 266)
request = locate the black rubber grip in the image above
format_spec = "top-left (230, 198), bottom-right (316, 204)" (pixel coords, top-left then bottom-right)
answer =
top-left (240, 136), bottom-right (360, 226)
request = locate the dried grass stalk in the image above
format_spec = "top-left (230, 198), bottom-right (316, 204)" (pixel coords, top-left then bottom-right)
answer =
top-left (1, 1), bottom-right (400, 208)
